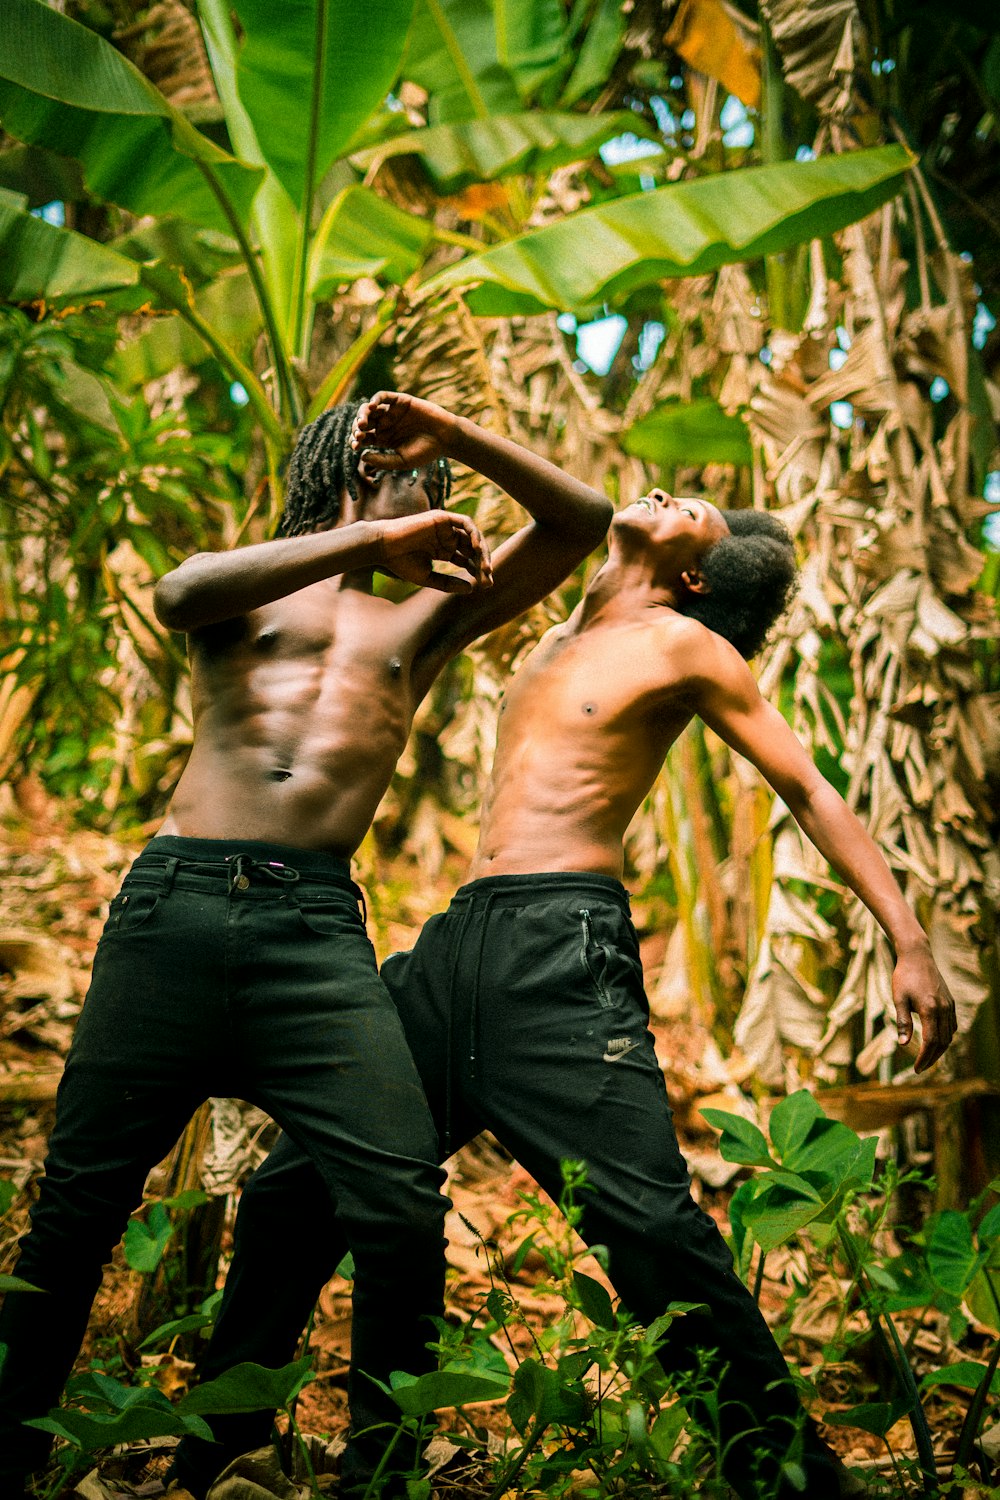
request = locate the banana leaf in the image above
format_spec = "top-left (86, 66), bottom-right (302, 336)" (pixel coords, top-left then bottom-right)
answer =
top-left (624, 399), bottom-right (753, 468)
top-left (494, 0), bottom-right (568, 99)
top-left (230, 0), bottom-right (416, 210)
top-left (431, 145), bottom-right (915, 316)
top-left (559, 0), bottom-right (626, 108)
top-left (0, 191), bottom-right (140, 302)
top-left (406, 0), bottom-right (522, 123)
top-left (0, 0), bottom-right (262, 234)
top-left (352, 109), bottom-right (659, 193)
top-left (309, 187), bottom-right (435, 298)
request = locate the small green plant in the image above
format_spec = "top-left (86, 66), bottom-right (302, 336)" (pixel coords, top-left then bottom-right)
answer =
top-left (704, 1091), bottom-right (1000, 1496)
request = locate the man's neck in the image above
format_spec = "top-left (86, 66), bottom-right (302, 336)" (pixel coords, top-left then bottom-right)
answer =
top-left (576, 557), bottom-right (682, 628)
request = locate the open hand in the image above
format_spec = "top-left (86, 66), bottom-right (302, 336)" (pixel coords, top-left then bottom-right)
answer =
top-left (892, 944), bottom-right (958, 1073)
top-left (374, 510), bottom-right (492, 593)
top-left (351, 391), bottom-right (454, 474)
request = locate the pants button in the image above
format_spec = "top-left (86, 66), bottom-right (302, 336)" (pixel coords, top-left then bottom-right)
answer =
top-left (234, 874), bottom-right (250, 891)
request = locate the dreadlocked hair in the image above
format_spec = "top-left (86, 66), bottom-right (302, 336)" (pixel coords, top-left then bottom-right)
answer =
top-left (278, 400), bottom-right (453, 538)
top-left (682, 509), bottom-right (798, 659)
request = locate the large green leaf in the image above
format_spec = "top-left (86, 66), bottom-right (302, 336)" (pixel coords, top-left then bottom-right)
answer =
top-left (180, 1358), bottom-right (314, 1415)
top-left (0, 0), bottom-right (262, 233)
top-left (701, 1107), bottom-right (775, 1169)
top-left (389, 1367), bottom-right (509, 1415)
top-left (231, 0), bottom-right (415, 209)
top-left (431, 145), bottom-right (915, 316)
top-left (353, 110), bottom-right (659, 194)
top-left (495, 0), bottom-right (567, 98)
top-left (624, 399), bottom-right (753, 469)
top-left (308, 187), bottom-right (435, 298)
top-left (927, 1211), bottom-right (990, 1295)
top-left (406, 0), bottom-right (522, 123)
top-left (560, 0), bottom-right (625, 108)
top-left (0, 192), bottom-right (140, 302)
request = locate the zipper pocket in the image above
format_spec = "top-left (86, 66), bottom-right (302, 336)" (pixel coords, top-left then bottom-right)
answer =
top-left (579, 908), bottom-right (614, 1008)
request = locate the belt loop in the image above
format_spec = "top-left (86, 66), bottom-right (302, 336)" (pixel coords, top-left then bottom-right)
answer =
top-left (357, 888), bottom-right (368, 927)
top-left (159, 856), bottom-right (179, 895)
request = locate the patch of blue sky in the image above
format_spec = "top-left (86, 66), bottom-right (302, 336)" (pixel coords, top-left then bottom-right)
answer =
top-left (929, 376), bottom-right (949, 403)
top-left (649, 96), bottom-right (677, 136)
top-left (795, 145), bottom-right (817, 162)
top-left (634, 321), bottom-right (665, 371)
top-left (984, 472), bottom-right (1000, 551)
top-left (575, 314), bottom-right (628, 376)
top-left (31, 201), bottom-right (65, 226)
top-left (973, 302), bottom-right (996, 350)
top-left (599, 134), bottom-right (664, 167)
top-left (229, 382), bottom-right (250, 407)
top-left (830, 401), bottom-right (854, 429)
top-left (720, 96), bottom-right (754, 148)
top-left (829, 348), bottom-right (849, 371)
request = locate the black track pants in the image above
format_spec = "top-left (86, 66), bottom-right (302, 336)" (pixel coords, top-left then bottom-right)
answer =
top-left (176, 872), bottom-right (841, 1499)
top-left (0, 837), bottom-right (447, 1487)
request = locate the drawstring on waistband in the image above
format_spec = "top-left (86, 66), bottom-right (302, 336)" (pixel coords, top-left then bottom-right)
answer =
top-left (226, 853), bottom-right (302, 893)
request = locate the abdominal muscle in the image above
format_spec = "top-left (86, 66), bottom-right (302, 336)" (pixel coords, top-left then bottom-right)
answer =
top-left (159, 652), bottom-right (413, 857)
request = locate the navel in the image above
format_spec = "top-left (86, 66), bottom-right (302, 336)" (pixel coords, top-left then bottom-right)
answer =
top-left (267, 768), bottom-right (293, 782)
top-left (389, 657), bottom-right (402, 678)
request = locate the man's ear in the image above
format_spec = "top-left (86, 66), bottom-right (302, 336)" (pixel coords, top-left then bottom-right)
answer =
top-left (680, 568), bottom-right (711, 595)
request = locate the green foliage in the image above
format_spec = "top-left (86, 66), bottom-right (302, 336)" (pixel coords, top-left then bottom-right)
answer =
top-left (624, 399), bottom-right (753, 470)
top-left (434, 146), bottom-right (915, 316)
top-left (352, 109), bottom-right (656, 193)
top-left (0, 0), bottom-right (262, 232)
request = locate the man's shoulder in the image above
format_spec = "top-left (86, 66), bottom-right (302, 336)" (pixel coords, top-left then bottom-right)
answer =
top-left (651, 612), bottom-right (732, 666)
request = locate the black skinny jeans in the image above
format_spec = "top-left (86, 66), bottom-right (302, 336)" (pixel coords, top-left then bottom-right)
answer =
top-left (176, 872), bottom-right (842, 1500)
top-left (0, 836), bottom-right (448, 1485)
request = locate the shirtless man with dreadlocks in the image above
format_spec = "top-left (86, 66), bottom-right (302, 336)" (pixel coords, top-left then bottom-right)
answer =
top-left (0, 393), bottom-right (613, 1499)
top-left (170, 484), bottom-right (956, 1498)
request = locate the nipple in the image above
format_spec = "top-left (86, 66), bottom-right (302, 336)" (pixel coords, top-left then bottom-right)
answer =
top-left (389, 657), bottom-right (402, 677)
top-left (582, 702), bottom-right (597, 716)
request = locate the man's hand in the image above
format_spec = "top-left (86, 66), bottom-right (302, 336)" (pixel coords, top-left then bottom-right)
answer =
top-left (374, 511), bottom-right (492, 594)
top-left (892, 943), bottom-right (958, 1073)
top-left (351, 391), bottom-right (455, 474)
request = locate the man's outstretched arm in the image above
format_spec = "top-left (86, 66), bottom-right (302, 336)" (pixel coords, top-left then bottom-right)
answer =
top-left (153, 510), bottom-right (490, 633)
top-left (352, 392), bottom-right (613, 685)
top-left (690, 632), bottom-right (957, 1072)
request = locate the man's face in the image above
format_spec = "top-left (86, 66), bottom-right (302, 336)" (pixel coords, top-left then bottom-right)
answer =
top-left (355, 457), bottom-right (438, 521)
top-left (612, 488), bottom-right (729, 566)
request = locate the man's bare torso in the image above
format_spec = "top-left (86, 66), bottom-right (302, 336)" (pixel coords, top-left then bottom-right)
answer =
top-left (471, 608), bottom-right (701, 880)
top-left (159, 581), bottom-right (428, 855)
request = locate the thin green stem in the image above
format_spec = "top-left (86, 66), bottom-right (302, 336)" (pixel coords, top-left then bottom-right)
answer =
top-left (305, 296), bottom-right (398, 422)
top-left (360, 1422), bottom-right (405, 1500)
top-left (192, 160), bottom-right (301, 425)
top-left (486, 1412), bottom-right (547, 1500)
top-left (752, 1248), bottom-right (766, 1304)
top-left (953, 1328), bottom-right (1000, 1476)
top-left (286, 1406), bottom-right (321, 1499)
top-left (837, 1224), bottom-right (938, 1491)
top-left (433, 224), bottom-right (489, 253)
top-left (163, 292), bottom-right (285, 452)
top-left (290, 0), bottom-right (329, 360)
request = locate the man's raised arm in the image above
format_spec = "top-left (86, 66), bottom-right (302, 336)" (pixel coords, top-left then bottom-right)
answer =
top-left (351, 392), bottom-right (613, 677)
top-left (153, 511), bottom-right (490, 634)
top-left (690, 630), bottom-right (958, 1073)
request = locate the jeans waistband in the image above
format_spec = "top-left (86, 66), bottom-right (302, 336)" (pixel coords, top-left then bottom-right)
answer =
top-left (132, 836), bottom-right (360, 899)
top-left (449, 870), bottom-right (631, 914)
